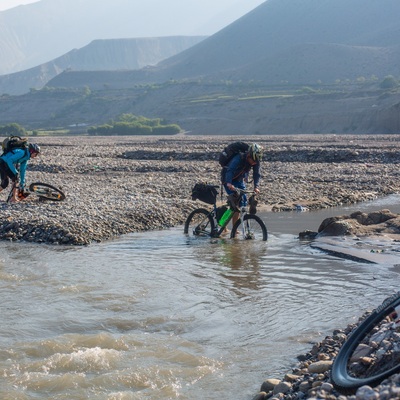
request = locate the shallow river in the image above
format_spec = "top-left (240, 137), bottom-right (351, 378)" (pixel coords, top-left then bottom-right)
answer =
top-left (1, 196), bottom-right (400, 399)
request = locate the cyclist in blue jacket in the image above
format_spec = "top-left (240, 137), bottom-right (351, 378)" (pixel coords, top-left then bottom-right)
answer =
top-left (0, 143), bottom-right (41, 201)
top-left (223, 143), bottom-right (263, 228)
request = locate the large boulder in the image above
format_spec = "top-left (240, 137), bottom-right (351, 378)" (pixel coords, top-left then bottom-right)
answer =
top-left (316, 209), bottom-right (400, 237)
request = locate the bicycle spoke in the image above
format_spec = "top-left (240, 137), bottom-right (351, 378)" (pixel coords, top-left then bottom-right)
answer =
top-left (184, 208), bottom-right (215, 238)
top-left (231, 214), bottom-right (267, 241)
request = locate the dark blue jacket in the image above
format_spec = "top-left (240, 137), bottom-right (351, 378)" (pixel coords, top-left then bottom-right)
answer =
top-left (225, 153), bottom-right (261, 188)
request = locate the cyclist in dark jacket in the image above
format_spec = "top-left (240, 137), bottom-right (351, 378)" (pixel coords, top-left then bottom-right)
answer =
top-left (0, 143), bottom-right (41, 201)
top-left (223, 143), bottom-right (263, 228)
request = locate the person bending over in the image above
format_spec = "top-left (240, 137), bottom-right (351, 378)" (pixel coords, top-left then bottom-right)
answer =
top-left (0, 143), bottom-right (41, 202)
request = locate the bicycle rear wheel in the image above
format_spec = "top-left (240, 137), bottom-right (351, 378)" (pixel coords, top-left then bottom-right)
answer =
top-left (29, 182), bottom-right (66, 201)
top-left (331, 292), bottom-right (400, 393)
top-left (184, 208), bottom-right (215, 237)
top-left (230, 214), bottom-right (268, 241)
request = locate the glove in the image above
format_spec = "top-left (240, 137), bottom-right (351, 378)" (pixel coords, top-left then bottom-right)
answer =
top-left (249, 194), bottom-right (258, 215)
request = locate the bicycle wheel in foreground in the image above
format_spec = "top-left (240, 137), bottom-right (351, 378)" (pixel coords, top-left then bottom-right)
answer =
top-left (331, 292), bottom-right (400, 393)
top-left (230, 214), bottom-right (268, 241)
top-left (184, 208), bottom-right (215, 237)
top-left (29, 182), bottom-right (66, 201)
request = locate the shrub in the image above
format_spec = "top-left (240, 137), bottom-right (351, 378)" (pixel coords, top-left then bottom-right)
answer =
top-left (380, 75), bottom-right (399, 89)
top-left (87, 114), bottom-right (182, 136)
top-left (0, 123), bottom-right (26, 136)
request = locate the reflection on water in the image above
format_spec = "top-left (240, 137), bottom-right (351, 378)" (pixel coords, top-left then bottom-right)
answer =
top-left (192, 240), bottom-right (269, 294)
top-left (0, 195), bottom-right (400, 399)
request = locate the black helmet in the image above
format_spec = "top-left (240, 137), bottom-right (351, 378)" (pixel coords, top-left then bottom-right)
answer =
top-left (29, 143), bottom-right (41, 154)
top-left (248, 143), bottom-right (263, 162)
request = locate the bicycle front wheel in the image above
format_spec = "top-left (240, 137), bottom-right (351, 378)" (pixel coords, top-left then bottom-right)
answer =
top-left (331, 292), bottom-right (400, 393)
top-left (29, 182), bottom-right (66, 201)
top-left (230, 214), bottom-right (268, 241)
top-left (184, 208), bottom-right (215, 237)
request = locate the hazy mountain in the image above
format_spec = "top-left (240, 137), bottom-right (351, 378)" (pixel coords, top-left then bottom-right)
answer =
top-left (152, 0), bottom-right (400, 85)
top-left (46, 0), bottom-right (400, 89)
top-left (0, 0), bottom-right (262, 75)
top-left (0, 36), bottom-right (205, 95)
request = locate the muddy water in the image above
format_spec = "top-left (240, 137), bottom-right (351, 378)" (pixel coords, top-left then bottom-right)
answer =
top-left (1, 196), bottom-right (399, 399)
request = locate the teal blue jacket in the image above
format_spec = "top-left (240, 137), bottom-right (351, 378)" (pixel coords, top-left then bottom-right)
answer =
top-left (0, 148), bottom-right (31, 188)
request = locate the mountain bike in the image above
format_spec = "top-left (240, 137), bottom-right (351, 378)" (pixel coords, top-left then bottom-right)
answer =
top-left (331, 291), bottom-right (400, 393)
top-left (6, 181), bottom-right (66, 203)
top-left (184, 183), bottom-right (268, 241)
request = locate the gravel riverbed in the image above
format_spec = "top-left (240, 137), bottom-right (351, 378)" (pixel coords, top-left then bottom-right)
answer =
top-left (1, 134), bottom-right (399, 246)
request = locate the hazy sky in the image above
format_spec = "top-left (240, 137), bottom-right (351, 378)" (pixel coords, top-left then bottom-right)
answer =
top-left (0, 0), bottom-right (39, 10)
top-left (0, 0), bottom-right (266, 35)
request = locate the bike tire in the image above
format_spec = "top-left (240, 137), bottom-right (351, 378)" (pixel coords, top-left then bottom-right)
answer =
top-left (331, 292), bottom-right (400, 393)
top-left (29, 182), bottom-right (66, 202)
top-left (184, 208), bottom-right (215, 237)
top-left (230, 214), bottom-right (268, 241)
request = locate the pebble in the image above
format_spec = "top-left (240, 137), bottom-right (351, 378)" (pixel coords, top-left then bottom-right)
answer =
top-left (308, 361), bottom-right (333, 374)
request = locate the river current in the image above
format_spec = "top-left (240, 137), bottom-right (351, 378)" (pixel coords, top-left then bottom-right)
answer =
top-left (1, 196), bottom-right (400, 399)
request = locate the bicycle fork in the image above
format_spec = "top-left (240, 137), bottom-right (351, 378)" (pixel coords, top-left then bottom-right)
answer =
top-left (240, 207), bottom-right (255, 240)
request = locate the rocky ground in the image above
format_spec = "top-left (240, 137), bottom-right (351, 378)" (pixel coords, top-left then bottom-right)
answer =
top-left (1, 134), bottom-right (399, 245)
top-left (1, 133), bottom-right (400, 399)
top-left (252, 306), bottom-right (400, 400)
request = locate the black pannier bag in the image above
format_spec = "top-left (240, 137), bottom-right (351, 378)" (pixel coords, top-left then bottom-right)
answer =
top-left (191, 183), bottom-right (218, 205)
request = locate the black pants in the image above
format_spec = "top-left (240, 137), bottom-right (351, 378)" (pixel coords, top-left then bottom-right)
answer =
top-left (0, 159), bottom-right (15, 189)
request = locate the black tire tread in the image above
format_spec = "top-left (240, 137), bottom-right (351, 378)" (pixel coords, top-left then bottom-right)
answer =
top-left (331, 292), bottom-right (400, 393)
top-left (29, 182), bottom-right (66, 201)
top-left (184, 208), bottom-right (215, 236)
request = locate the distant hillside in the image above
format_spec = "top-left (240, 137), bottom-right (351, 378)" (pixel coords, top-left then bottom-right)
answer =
top-left (153, 0), bottom-right (400, 84)
top-left (45, 0), bottom-right (400, 89)
top-left (145, 0), bottom-right (400, 85)
top-left (223, 43), bottom-right (400, 85)
top-left (0, 36), bottom-right (205, 95)
top-left (0, 0), bottom-right (260, 75)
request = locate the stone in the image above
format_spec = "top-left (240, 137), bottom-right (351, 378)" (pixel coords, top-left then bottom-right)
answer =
top-left (356, 385), bottom-right (379, 400)
top-left (307, 361), bottom-right (333, 374)
top-left (272, 381), bottom-right (292, 395)
top-left (261, 378), bottom-right (281, 392)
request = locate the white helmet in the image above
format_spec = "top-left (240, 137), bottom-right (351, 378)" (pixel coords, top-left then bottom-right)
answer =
top-left (248, 143), bottom-right (263, 162)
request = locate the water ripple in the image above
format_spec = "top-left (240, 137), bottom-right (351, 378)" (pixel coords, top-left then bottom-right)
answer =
top-left (1, 200), bottom-right (400, 398)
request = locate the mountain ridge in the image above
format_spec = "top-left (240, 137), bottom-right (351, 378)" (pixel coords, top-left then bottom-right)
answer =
top-left (0, 36), bottom-right (206, 95)
top-left (151, 0), bottom-right (400, 84)
top-left (0, 0), bottom-right (262, 75)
